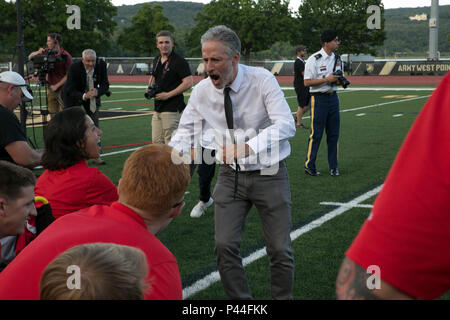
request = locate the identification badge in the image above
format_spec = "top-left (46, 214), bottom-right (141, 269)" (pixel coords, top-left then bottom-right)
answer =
top-left (319, 65), bottom-right (327, 72)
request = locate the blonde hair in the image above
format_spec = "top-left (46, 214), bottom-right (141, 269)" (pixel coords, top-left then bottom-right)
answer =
top-left (40, 243), bottom-right (149, 300)
top-left (119, 144), bottom-right (190, 214)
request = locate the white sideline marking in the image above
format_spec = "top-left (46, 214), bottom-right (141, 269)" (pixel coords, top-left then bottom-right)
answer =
top-left (393, 114), bottom-right (404, 118)
top-left (110, 85), bottom-right (148, 89)
top-left (291, 94), bottom-right (430, 116)
top-left (108, 89), bottom-right (144, 94)
top-left (182, 184), bottom-right (383, 299)
top-left (102, 147), bottom-right (141, 157)
top-left (356, 113), bottom-right (366, 117)
top-left (283, 87), bottom-right (435, 92)
top-left (320, 201), bottom-right (374, 209)
top-left (341, 95), bottom-right (430, 113)
top-left (103, 98), bottom-right (146, 103)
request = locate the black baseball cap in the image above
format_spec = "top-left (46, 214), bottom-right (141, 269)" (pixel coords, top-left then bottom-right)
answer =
top-left (321, 30), bottom-right (338, 43)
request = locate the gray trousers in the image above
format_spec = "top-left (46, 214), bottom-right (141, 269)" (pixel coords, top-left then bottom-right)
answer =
top-left (213, 161), bottom-right (294, 299)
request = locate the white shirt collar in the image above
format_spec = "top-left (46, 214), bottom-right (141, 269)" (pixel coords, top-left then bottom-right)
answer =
top-left (226, 64), bottom-right (243, 94)
top-left (320, 48), bottom-right (334, 59)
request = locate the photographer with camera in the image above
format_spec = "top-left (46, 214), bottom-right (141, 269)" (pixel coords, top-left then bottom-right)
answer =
top-left (303, 30), bottom-right (348, 177)
top-left (146, 30), bottom-right (193, 145)
top-left (28, 33), bottom-right (72, 118)
top-left (62, 49), bottom-right (109, 165)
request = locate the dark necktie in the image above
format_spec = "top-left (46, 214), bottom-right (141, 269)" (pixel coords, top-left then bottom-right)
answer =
top-left (224, 86), bottom-right (240, 199)
top-left (224, 86), bottom-right (234, 131)
top-left (87, 70), bottom-right (96, 113)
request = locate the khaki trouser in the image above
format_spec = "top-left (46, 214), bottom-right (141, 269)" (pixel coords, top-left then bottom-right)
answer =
top-left (151, 111), bottom-right (181, 144)
top-left (46, 88), bottom-right (64, 118)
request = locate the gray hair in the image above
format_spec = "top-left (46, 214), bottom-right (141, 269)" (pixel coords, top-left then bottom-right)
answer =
top-left (156, 30), bottom-right (174, 42)
top-left (201, 25), bottom-right (241, 56)
top-left (82, 49), bottom-right (96, 59)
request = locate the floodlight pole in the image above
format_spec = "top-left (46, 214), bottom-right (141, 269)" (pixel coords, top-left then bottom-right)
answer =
top-left (428, 0), bottom-right (439, 61)
top-left (16, 0), bottom-right (27, 132)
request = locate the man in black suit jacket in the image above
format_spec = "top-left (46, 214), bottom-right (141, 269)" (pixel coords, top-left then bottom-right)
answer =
top-left (62, 49), bottom-right (109, 164)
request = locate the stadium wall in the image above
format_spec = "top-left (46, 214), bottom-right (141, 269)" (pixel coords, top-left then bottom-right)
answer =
top-left (350, 60), bottom-right (450, 76)
top-left (103, 57), bottom-right (449, 77)
top-left (3, 57), bottom-right (448, 78)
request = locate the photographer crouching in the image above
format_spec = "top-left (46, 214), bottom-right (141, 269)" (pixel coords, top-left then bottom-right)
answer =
top-left (146, 30), bottom-right (193, 145)
top-left (28, 33), bottom-right (72, 118)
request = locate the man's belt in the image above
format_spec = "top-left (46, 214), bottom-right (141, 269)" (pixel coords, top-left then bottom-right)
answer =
top-left (222, 160), bottom-right (286, 175)
top-left (311, 91), bottom-right (336, 96)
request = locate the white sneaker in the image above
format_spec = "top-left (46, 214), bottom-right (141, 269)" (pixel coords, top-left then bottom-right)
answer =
top-left (190, 197), bottom-right (214, 218)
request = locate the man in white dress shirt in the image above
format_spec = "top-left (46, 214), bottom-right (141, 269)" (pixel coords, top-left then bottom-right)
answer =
top-left (169, 25), bottom-right (295, 299)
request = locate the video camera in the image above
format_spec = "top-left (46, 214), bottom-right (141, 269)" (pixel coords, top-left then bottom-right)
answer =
top-left (144, 83), bottom-right (162, 99)
top-left (332, 70), bottom-right (351, 89)
top-left (30, 50), bottom-right (64, 83)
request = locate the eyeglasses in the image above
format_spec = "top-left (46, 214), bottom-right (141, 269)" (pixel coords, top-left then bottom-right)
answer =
top-left (172, 197), bottom-right (184, 208)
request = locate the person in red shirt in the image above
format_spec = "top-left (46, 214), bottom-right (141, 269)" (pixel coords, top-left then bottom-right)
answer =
top-left (34, 107), bottom-right (117, 219)
top-left (0, 144), bottom-right (190, 299)
top-left (28, 33), bottom-right (72, 118)
top-left (336, 73), bottom-right (450, 300)
top-left (0, 161), bottom-right (37, 270)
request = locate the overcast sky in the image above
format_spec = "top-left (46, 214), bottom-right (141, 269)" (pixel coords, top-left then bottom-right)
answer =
top-left (111, 0), bottom-right (450, 10)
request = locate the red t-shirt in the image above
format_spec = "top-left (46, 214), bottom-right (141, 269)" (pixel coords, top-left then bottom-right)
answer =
top-left (35, 161), bottom-right (118, 219)
top-left (346, 73), bottom-right (450, 299)
top-left (0, 202), bottom-right (182, 300)
top-left (46, 48), bottom-right (72, 86)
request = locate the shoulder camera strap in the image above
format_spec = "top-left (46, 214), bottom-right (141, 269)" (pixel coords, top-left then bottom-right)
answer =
top-left (333, 54), bottom-right (343, 72)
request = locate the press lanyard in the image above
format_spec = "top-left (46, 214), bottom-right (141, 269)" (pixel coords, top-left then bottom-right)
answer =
top-left (153, 55), bottom-right (171, 79)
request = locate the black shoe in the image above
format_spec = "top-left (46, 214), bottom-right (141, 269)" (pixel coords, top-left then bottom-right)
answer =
top-left (330, 168), bottom-right (339, 177)
top-left (305, 167), bottom-right (321, 176)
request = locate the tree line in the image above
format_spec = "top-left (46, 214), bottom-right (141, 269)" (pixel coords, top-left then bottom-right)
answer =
top-left (0, 0), bottom-right (386, 61)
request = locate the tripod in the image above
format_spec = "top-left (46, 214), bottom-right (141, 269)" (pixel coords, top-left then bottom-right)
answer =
top-left (35, 71), bottom-right (51, 131)
top-left (23, 68), bottom-right (51, 148)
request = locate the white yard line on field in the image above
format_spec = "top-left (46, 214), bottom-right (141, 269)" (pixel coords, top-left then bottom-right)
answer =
top-left (182, 185), bottom-right (383, 299)
top-left (283, 87), bottom-right (435, 92)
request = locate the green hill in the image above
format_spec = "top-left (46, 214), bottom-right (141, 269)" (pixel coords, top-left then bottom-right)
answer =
top-left (380, 5), bottom-right (450, 57)
top-left (114, 1), bottom-right (203, 31)
top-left (113, 2), bottom-right (450, 58)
